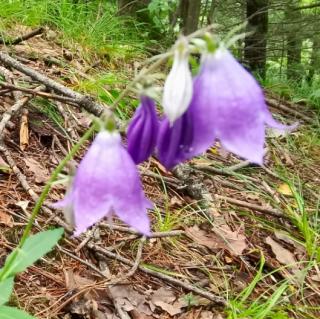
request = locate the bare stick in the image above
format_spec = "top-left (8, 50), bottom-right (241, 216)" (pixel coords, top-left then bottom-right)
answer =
top-left (108, 236), bottom-right (146, 285)
top-left (0, 85), bottom-right (43, 137)
top-left (214, 194), bottom-right (287, 218)
top-left (266, 97), bottom-right (313, 123)
top-left (0, 51), bottom-right (104, 116)
top-left (0, 82), bottom-right (79, 105)
top-left (100, 223), bottom-right (184, 238)
top-left (88, 242), bottom-right (227, 305)
top-left (0, 27), bottom-right (43, 45)
top-left (194, 163), bottom-right (258, 182)
top-left (0, 96), bottom-right (29, 136)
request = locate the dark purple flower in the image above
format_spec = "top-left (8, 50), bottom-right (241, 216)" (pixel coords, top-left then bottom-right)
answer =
top-left (127, 96), bottom-right (159, 164)
top-left (157, 111), bottom-right (194, 170)
top-left (54, 131), bottom-right (152, 236)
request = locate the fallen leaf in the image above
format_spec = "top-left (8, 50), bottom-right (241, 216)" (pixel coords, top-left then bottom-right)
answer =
top-left (186, 225), bottom-right (226, 251)
top-left (109, 285), bottom-right (152, 316)
top-left (186, 225), bottom-right (247, 256)
top-left (19, 109), bottom-right (29, 151)
top-left (15, 200), bottom-right (30, 216)
top-left (151, 287), bottom-right (176, 304)
top-left (64, 269), bottom-right (95, 291)
top-left (0, 211), bottom-right (13, 227)
top-left (0, 156), bottom-right (11, 173)
top-left (274, 230), bottom-right (305, 253)
top-left (24, 157), bottom-right (49, 184)
top-left (215, 225), bottom-right (247, 256)
top-left (277, 183), bottom-right (293, 196)
top-left (265, 236), bottom-right (299, 274)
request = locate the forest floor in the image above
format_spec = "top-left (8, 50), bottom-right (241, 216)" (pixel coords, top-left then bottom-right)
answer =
top-left (0, 26), bottom-right (320, 319)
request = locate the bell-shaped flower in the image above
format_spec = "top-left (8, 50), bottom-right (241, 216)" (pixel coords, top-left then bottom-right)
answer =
top-left (162, 38), bottom-right (193, 124)
top-left (157, 111), bottom-right (194, 170)
top-left (185, 48), bottom-right (297, 165)
top-left (127, 96), bottom-right (159, 164)
top-left (54, 130), bottom-right (152, 236)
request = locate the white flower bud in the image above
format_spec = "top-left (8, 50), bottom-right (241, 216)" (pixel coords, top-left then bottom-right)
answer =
top-left (162, 38), bottom-right (193, 125)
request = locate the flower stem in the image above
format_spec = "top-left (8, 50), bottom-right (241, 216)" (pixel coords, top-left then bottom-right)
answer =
top-left (0, 124), bottom-right (96, 281)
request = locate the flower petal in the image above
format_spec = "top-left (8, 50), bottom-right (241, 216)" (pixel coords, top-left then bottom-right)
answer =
top-left (56, 131), bottom-right (151, 236)
top-left (163, 39), bottom-right (193, 124)
top-left (157, 111), bottom-right (194, 169)
top-left (127, 96), bottom-right (159, 164)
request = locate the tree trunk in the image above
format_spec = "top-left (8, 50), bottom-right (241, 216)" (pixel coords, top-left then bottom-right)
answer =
top-left (179, 0), bottom-right (202, 35)
top-left (285, 0), bottom-right (303, 82)
top-left (117, 0), bottom-right (151, 17)
top-left (307, 33), bottom-right (320, 83)
top-left (244, 0), bottom-right (269, 79)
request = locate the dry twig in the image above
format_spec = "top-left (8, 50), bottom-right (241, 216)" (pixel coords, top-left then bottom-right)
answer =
top-left (0, 27), bottom-right (43, 45)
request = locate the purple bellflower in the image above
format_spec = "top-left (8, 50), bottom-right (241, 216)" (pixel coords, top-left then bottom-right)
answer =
top-left (55, 130), bottom-right (152, 236)
top-left (158, 47), bottom-right (297, 168)
top-left (157, 111), bottom-right (193, 170)
top-left (127, 96), bottom-right (159, 164)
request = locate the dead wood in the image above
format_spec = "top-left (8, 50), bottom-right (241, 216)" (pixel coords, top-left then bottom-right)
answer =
top-left (0, 82), bottom-right (80, 106)
top-left (0, 85), bottom-right (43, 138)
top-left (266, 97), bottom-right (314, 123)
top-left (0, 27), bottom-right (44, 45)
top-left (88, 242), bottom-right (228, 306)
top-left (0, 51), bottom-right (104, 116)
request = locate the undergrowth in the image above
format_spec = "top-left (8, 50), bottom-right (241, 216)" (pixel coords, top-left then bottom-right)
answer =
top-left (0, 0), bottom-right (148, 59)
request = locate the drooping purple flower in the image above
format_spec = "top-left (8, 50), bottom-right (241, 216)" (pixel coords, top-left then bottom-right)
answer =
top-left (157, 111), bottom-right (194, 170)
top-left (127, 96), bottom-right (159, 164)
top-left (55, 131), bottom-right (152, 236)
top-left (181, 48), bottom-right (297, 165)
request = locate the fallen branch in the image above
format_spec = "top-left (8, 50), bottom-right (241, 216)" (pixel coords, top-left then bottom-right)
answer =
top-left (266, 97), bottom-right (314, 124)
top-left (100, 223), bottom-right (185, 238)
top-left (0, 51), bottom-right (104, 116)
top-left (0, 27), bottom-right (43, 45)
top-left (88, 242), bottom-right (227, 306)
top-left (0, 82), bottom-right (79, 106)
top-left (0, 85), bottom-right (43, 137)
top-left (193, 163), bottom-right (258, 182)
top-left (214, 194), bottom-right (287, 219)
top-left (108, 236), bottom-right (146, 285)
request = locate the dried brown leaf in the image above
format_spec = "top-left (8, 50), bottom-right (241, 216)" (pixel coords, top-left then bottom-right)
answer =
top-left (24, 157), bottom-right (49, 184)
top-left (0, 211), bottom-right (13, 227)
top-left (186, 225), bottom-right (247, 256)
top-left (265, 236), bottom-right (301, 276)
top-left (0, 155), bottom-right (11, 173)
top-left (19, 109), bottom-right (29, 151)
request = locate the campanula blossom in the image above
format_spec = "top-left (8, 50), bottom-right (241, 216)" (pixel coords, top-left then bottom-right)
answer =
top-left (127, 96), bottom-right (159, 164)
top-left (55, 130), bottom-right (152, 236)
top-left (157, 111), bottom-right (194, 170)
top-left (162, 37), bottom-right (193, 124)
top-left (167, 47), bottom-right (297, 166)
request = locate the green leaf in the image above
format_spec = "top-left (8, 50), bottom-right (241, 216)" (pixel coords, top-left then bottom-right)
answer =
top-left (2, 228), bottom-right (64, 278)
top-left (0, 277), bottom-right (14, 305)
top-left (0, 306), bottom-right (35, 319)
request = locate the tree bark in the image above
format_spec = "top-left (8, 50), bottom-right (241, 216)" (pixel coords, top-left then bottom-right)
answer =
top-left (244, 0), bottom-right (269, 79)
top-left (307, 32), bottom-right (320, 83)
top-left (285, 0), bottom-right (303, 82)
top-left (179, 0), bottom-right (202, 35)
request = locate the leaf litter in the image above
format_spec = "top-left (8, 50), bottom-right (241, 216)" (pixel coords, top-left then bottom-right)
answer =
top-left (0, 24), bottom-right (319, 319)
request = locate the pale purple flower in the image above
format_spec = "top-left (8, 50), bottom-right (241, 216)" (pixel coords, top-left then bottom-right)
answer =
top-left (162, 37), bottom-right (193, 124)
top-left (158, 48), bottom-right (297, 167)
top-left (55, 131), bottom-right (152, 236)
top-left (127, 96), bottom-right (159, 164)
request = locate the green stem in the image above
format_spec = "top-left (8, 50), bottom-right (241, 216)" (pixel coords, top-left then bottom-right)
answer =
top-left (0, 124), bottom-right (96, 281)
